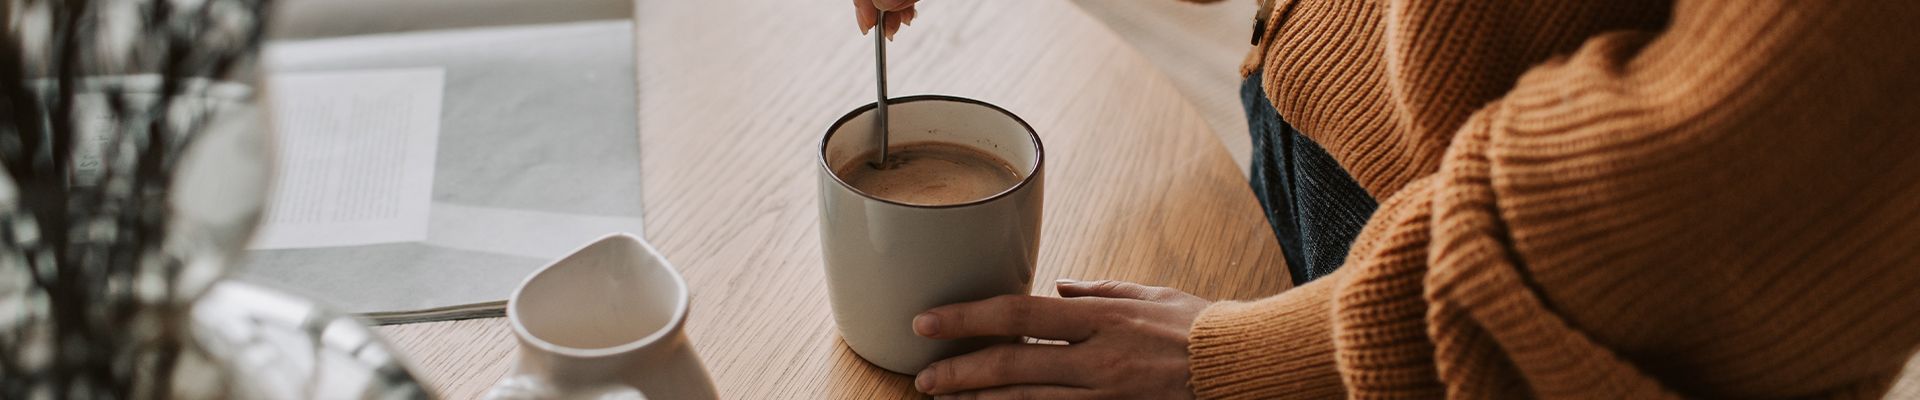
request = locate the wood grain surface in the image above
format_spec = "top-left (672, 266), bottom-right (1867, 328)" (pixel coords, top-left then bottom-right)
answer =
top-left (376, 0), bottom-right (1290, 398)
top-left (1070, 0), bottom-right (1257, 173)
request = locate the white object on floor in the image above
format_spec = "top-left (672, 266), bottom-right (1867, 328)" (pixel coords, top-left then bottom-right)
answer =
top-left (424, 203), bottom-right (647, 259)
top-left (252, 68), bottom-right (443, 250)
top-left (241, 21), bottom-right (643, 323)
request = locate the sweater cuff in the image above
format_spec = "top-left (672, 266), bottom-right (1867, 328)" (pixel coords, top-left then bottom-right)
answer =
top-left (1189, 272), bottom-right (1345, 399)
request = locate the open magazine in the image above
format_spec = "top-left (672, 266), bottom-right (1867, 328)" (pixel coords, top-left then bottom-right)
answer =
top-left (239, 7), bottom-right (643, 325)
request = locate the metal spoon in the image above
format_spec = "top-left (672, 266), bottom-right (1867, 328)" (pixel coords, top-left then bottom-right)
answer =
top-left (870, 10), bottom-right (893, 169)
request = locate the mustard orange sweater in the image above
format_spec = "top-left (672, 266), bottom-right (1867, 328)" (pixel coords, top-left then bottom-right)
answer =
top-left (1187, 0), bottom-right (1920, 398)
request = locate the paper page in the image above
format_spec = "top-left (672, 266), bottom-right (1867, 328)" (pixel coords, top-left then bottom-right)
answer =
top-left (250, 68), bottom-right (444, 249)
top-left (241, 21), bottom-right (640, 320)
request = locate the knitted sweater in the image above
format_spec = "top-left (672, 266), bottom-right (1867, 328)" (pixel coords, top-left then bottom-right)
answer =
top-left (1187, 0), bottom-right (1920, 398)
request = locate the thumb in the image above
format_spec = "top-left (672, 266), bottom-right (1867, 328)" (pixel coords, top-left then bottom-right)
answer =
top-left (873, 0), bottom-right (920, 11)
top-left (1055, 279), bottom-right (1164, 300)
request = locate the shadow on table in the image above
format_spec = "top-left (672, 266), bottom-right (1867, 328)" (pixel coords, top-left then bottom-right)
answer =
top-left (828, 337), bottom-right (925, 399)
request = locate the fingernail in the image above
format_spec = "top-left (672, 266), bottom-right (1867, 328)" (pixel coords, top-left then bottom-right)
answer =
top-left (1055, 278), bottom-right (1079, 285)
top-left (857, 9), bottom-right (869, 35)
top-left (912, 313), bottom-right (939, 337)
top-left (915, 371), bottom-right (935, 392)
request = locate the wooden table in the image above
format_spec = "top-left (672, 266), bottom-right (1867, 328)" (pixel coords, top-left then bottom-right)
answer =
top-left (377, 0), bottom-right (1290, 397)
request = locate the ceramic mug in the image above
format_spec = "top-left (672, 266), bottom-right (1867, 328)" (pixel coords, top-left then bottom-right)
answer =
top-left (484, 233), bottom-right (718, 400)
top-left (817, 95), bottom-right (1045, 374)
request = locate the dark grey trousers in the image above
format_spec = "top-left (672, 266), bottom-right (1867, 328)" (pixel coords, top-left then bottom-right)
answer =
top-left (1241, 72), bottom-right (1379, 286)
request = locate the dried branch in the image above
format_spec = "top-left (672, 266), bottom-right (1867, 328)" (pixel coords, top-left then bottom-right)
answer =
top-left (0, 0), bottom-right (273, 397)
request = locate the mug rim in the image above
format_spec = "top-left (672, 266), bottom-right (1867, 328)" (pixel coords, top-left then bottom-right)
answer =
top-left (818, 95), bottom-right (1044, 210)
top-left (505, 232), bottom-right (690, 358)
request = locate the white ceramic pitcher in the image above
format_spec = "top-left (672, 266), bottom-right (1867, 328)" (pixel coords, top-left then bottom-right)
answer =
top-left (484, 233), bottom-right (717, 400)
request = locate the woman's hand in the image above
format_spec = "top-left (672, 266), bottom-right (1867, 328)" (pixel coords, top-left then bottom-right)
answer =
top-left (854, 0), bottom-right (919, 39)
top-left (911, 280), bottom-right (1211, 399)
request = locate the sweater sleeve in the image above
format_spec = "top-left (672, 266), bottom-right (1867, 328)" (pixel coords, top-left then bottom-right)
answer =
top-left (1188, 266), bottom-right (1346, 399)
top-left (1377, 0), bottom-right (1920, 398)
top-left (1201, 1), bottom-right (1920, 398)
top-left (1187, 172), bottom-right (1443, 400)
top-left (1407, 1), bottom-right (1920, 397)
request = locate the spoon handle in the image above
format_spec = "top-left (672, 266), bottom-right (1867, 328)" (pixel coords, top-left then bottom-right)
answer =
top-left (872, 10), bottom-right (891, 168)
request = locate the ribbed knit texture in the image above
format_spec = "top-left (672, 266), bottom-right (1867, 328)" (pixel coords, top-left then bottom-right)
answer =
top-left (1190, 0), bottom-right (1920, 398)
top-left (1190, 268), bottom-right (1347, 399)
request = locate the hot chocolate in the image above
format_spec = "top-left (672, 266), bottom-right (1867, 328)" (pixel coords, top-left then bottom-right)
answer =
top-left (836, 142), bottom-right (1022, 206)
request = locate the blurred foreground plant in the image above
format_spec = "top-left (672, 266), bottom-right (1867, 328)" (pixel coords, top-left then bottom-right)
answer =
top-left (0, 0), bottom-right (271, 397)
